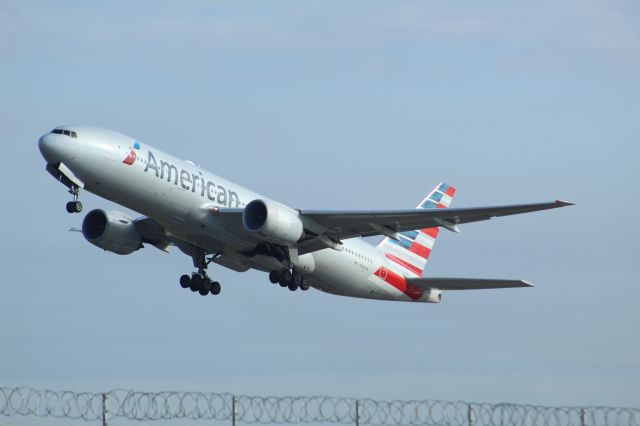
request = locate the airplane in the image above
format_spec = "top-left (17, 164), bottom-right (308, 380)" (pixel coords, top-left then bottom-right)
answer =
top-left (38, 126), bottom-right (573, 303)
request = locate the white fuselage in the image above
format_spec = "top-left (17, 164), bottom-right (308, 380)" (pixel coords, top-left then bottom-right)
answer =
top-left (39, 127), bottom-right (431, 302)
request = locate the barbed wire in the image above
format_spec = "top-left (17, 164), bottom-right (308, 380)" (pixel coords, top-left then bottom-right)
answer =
top-left (1, 387), bottom-right (639, 425)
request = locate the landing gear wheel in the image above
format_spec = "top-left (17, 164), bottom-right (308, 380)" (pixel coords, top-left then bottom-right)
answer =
top-left (179, 274), bottom-right (191, 289)
top-left (199, 277), bottom-right (211, 296)
top-left (288, 283), bottom-right (298, 291)
top-left (279, 270), bottom-right (292, 287)
top-left (210, 281), bottom-right (221, 295)
top-left (292, 273), bottom-right (302, 287)
top-left (66, 201), bottom-right (82, 213)
top-left (269, 270), bottom-right (280, 284)
top-left (300, 279), bottom-right (310, 291)
top-left (190, 274), bottom-right (203, 292)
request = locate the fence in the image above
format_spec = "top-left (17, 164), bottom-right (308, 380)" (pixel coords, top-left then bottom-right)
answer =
top-left (1, 387), bottom-right (639, 426)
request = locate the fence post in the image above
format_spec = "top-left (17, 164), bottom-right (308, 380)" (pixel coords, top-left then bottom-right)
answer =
top-left (355, 400), bottom-right (360, 426)
top-left (468, 403), bottom-right (473, 426)
top-left (101, 393), bottom-right (108, 426)
top-left (232, 396), bottom-right (237, 426)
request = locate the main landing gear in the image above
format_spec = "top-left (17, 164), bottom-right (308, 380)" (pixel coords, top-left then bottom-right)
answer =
top-left (179, 273), bottom-right (221, 296)
top-left (65, 185), bottom-right (82, 213)
top-left (269, 269), bottom-right (310, 292)
top-left (179, 250), bottom-right (221, 297)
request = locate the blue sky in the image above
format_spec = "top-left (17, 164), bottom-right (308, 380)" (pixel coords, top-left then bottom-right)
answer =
top-left (1, 0), bottom-right (639, 408)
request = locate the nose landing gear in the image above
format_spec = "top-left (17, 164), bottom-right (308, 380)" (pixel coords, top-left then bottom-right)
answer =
top-left (65, 185), bottom-right (82, 213)
top-left (66, 201), bottom-right (83, 213)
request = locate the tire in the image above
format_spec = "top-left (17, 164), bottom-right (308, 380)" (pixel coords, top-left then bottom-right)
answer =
top-left (65, 202), bottom-right (74, 213)
top-left (190, 274), bottom-right (203, 292)
top-left (293, 273), bottom-right (302, 286)
top-left (73, 201), bottom-right (83, 213)
top-left (210, 281), bottom-right (221, 295)
top-left (199, 278), bottom-right (212, 295)
top-left (279, 270), bottom-right (292, 286)
top-left (300, 279), bottom-right (310, 291)
top-left (179, 274), bottom-right (191, 288)
top-left (288, 283), bottom-right (298, 291)
top-left (268, 270), bottom-right (280, 284)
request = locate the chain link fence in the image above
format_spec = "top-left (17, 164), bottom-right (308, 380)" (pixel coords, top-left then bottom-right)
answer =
top-left (1, 387), bottom-right (639, 426)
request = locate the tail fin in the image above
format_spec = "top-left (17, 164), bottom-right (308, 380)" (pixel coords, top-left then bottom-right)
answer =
top-left (376, 182), bottom-right (456, 277)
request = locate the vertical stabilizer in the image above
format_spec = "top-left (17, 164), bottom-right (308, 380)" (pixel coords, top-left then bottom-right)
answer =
top-left (376, 182), bottom-right (456, 277)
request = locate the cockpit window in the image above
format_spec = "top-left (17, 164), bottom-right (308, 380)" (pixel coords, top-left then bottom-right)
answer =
top-left (51, 129), bottom-right (77, 138)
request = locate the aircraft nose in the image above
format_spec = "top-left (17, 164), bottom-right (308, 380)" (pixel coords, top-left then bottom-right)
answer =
top-left (38, 132), bottom-right (70, 164)
top-left (39, 133), bottom-right (59, 163)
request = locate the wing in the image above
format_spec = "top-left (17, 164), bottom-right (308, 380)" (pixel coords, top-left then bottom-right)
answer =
top-left (299, 200), bottom-right (573, 241)
top-left (212, 200), bottom-right (572, 255)
top-left (406, 277), bottom-right (533, 290)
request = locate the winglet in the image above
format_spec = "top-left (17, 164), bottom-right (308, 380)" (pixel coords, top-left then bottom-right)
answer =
top-left (555, 199), bottom-right (575, 206)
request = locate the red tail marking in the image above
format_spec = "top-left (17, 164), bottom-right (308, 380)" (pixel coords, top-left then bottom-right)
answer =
top-left (422, 227), bottom-right (439, 238)
top-left (385, 253), bottom-right (422, 276)
top-left (409, 242), bottom-right (431, 259)
top-left (375, 267), bottom-right (423, 301)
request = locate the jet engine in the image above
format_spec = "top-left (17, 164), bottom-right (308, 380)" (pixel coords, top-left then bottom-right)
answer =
top-left (424, 289), bottom-right (443, 303)
top-left (242, 199), bottom-right (304, 245)
top-left (82, 209), bottom-right (142, 255)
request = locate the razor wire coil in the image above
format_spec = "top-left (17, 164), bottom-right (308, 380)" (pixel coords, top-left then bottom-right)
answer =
top-left (1, 387), bottom-right (639, 425)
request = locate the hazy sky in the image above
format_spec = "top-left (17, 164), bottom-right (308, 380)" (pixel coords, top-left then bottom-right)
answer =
top-left (1, 0), bottom-right (639, 408)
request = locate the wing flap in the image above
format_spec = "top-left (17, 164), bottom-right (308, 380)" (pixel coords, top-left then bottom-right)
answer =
top-left (406, 277), bottom-right (533, 290)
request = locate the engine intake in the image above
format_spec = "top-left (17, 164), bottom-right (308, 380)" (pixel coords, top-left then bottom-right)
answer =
top-left (82, 209), bottom-right (142, 255)
top-left (243, 199), bottom-right (304, 245)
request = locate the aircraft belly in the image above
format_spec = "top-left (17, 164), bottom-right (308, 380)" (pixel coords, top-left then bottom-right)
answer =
top-left (307, 242), bottom-right (415, 302)
top-left (309, 247), bottom-right (378, 300)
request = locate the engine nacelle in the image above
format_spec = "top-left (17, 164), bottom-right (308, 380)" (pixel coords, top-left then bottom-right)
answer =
top-left (424, 289), bottom-right (443, 303)
top-left (82, 209), bottom-right (142, 255)
top-left (242, 199), bottom-right (304, 245)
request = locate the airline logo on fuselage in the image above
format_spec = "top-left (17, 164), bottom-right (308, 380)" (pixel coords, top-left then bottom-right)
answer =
top-left (122, 141), bottom-right (141, 165)
top-left (142, 150), bottom-right (242, 208)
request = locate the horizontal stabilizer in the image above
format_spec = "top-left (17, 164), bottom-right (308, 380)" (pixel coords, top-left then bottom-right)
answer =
top-left (406, 277), bottom-right (533, 290)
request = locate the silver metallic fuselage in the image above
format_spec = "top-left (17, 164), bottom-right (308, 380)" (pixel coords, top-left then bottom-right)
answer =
top-left (39, 126), bottom-right (414, 302)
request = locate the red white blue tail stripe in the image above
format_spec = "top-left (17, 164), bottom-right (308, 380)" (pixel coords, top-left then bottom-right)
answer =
top-left (376, 182), bottom-right (456, 279)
